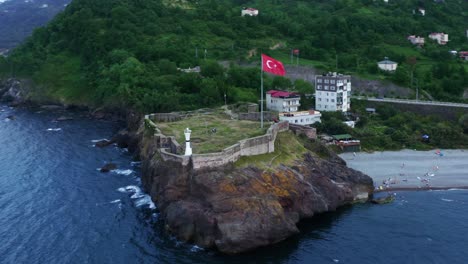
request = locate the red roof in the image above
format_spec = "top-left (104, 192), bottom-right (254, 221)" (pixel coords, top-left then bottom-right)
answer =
top-left (267, 90), bottom-right (299, 98)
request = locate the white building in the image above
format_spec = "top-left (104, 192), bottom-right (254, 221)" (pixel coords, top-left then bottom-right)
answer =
top-left (241, 7), bottom-right (258, 16)
top-left (407, 35), bottom-right (425, 46)
top-left (418, 8), bottom-right (425, 16)
top-left (377, 57), bottom-right (398, 71)
top-left (266, 90), bottom-right (300, 113)
top-left (279, 111), bottom-right (321, 125)
top-left (266, 90), bottom-right (321, 125)
top-left (428, 32), bottom-right (449, 45)
top-left (315, 72), bottom-right (351, 112)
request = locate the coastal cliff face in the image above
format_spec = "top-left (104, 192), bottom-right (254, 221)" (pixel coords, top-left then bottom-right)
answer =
top-left (137, 125), bottom-right (374, 254)
top-left (0, 78), bottom-right (29, 105)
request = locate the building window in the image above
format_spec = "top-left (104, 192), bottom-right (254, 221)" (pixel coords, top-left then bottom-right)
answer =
top-left (326, 99), bottom-right (329, 102)
top-left (318, 98), bottom-right (321, 101)
top-left (327, 93), bottom-right (329, 96)
top-left (325, 79), bottom-right (329, 84)
top-left (331, 99), bottom-right (335, 102)
top-left (295, 120), bottom-right (298, 123)
top-left (300, 119), bottom-right (303, 123)
top-left (317, 79), bottom-right (322, 83)
top-left (317, 85), bottom-right (322, 89)
top-left (325, 85), bottom-right (329, 90)
top-left (331, 80), bottom-right (335, 84)
top-left (325, 105), bottom-right (327, 108)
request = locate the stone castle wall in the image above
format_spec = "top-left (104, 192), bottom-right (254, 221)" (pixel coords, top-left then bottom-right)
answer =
top-left (289, 124), bottom-right (317, 139)
top-left (144, 114), bottom-right (289, 170)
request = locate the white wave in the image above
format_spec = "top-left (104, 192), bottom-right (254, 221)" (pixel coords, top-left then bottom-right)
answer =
top-left (131, 192), bottom-right (145, 199)
top-left (91, 138), bottom-right (109, 143)
top-left (441, 198), bottom-right (454, 202)
top-left (134, 195), bottom-right (156, 209)
top-left (190, 245), bottom-right (204, 252)
top-left (112, 169), bottom-right (134, 176)
top-left (117, 185), bottom-right (156, 209)
top-left (110, 199), bottom-right (121, 204)
top-left (47, 128), bottom-right (62, 131)
top-left (130, 161), bottom-right (142, 166)
top-left (118, 185), bottom-right (140, 193)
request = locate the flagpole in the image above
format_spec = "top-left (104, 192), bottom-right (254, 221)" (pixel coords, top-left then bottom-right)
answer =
top-left (260, 55), bottom-right (264, 128)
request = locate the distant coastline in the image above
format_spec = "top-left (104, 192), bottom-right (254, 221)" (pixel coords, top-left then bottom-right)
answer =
top-left (341, 149), bottom-right (468, 192)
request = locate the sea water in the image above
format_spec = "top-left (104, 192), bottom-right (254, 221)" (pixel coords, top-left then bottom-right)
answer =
top-left (1, 105), bottom-right (467, 264)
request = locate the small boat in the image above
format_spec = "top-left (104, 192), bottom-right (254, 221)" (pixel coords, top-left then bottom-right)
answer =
top-left (371, 195), bottom-right (395, 204)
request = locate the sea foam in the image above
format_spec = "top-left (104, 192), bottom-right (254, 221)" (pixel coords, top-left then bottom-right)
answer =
top-left (117, 185), bottom-right (156, 209)
top-left (112, 169), bottom-right (134, 176)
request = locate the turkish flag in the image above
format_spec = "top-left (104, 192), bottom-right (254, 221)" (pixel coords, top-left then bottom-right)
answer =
top-left (262, 54), bottom-right (286, 76)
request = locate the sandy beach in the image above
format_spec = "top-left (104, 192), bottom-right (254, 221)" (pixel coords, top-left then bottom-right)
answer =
top-left (340, 149), bottom-right (468, 191)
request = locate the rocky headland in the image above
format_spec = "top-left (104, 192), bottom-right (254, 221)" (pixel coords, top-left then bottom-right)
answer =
top-left (1, 77), bottom-right (374, 254)
top-left (135, 118), bottom-right (374, 254)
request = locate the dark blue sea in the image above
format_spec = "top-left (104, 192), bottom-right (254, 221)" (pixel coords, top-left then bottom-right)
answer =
top-left (1, 104), bottom-right (468, 264)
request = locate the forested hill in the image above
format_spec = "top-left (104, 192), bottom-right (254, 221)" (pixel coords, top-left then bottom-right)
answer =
top-left (0, 0), bottom-right (467, 112)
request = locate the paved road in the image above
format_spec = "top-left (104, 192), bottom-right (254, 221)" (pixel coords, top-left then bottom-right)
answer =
top-left (353, 96), bottom-right (468, 108)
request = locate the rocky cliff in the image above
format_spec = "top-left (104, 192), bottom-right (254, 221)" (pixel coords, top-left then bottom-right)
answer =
top-left (136, 124), bottom-right (374, 254)
top-left (0, 78), bottom-right (30, 105)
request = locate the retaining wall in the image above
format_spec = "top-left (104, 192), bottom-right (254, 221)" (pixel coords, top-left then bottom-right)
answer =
top-left (144, 114), bottom-right (289, 170)
top-left (238, 111), bottom-right (277, 122)
top-left (289, 124), bottom-right (317, 139)
top-left (364, 101), bottom-right (468, 121)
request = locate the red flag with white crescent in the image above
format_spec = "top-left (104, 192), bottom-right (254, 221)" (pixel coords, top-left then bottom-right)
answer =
top-left (261, 54), bottom-right (286, 76)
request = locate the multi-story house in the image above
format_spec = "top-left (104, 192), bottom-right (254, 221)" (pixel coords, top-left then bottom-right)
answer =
top-left (266, 90), bottom-right (321, 125)
top-left (241, 7), bottom-right (258, 16)
top-left (266, 90), bottom-right (300, 113)
top-left (428, 32), bottom-right (449, 45)
top-left (408, 35), bottom-right (425, 46)
top-left (315, 72), bottom-right (351, 112)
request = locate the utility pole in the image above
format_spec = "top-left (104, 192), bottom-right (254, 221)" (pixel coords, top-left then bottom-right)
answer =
top-left (204, 49), bottom-right (207, 60)
top-left (414, 78), bottom-right (419, 101)
top-left (195, 47), bottom-right (198, 59)
top-left (335, 54), bottom-right (338, 71)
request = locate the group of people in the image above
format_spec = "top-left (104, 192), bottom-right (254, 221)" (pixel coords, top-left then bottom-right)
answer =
top-left (376, 161), bottom-right (440, 190)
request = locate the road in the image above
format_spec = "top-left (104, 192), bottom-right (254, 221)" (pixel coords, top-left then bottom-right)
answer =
top-left (353, 96), bottom-right (468, 108)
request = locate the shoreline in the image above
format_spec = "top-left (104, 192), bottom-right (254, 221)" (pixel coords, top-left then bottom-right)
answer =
top-left (373, 186), bottom-right (468, 193)
top-left (340, 149), bottom-right (468, 194)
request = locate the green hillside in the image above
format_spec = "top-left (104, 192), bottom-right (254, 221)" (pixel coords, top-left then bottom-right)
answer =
top-left (0, 0), bottom-right (467, 111)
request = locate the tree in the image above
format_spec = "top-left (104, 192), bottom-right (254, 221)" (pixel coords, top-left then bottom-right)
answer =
top-left (459, 114), bottom-right (468, 133)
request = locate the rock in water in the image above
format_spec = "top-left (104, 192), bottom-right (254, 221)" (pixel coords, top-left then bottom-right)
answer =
top-left (95, 139), bottom-right (114, 148)
top-left (100, 163), bottom-right (117, 173)
top-left (55, 116), bottom-right (73, 121)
